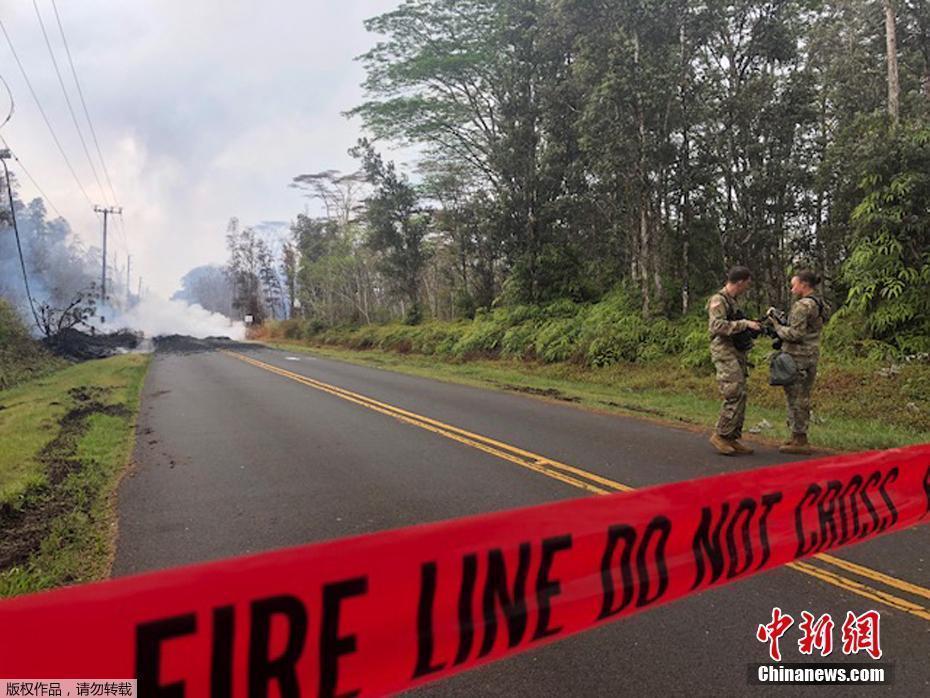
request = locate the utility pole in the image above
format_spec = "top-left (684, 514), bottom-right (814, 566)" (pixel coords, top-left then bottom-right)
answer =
top-left (138, 276), bottom-right (142, 300)
top-left (126, 254), bottom-right (131, 306)
top-left (93, 205), bottom-right (121, 310)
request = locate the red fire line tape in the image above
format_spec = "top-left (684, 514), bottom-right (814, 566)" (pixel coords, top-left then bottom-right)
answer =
top-left (1, 446), bottom-right (928, 696)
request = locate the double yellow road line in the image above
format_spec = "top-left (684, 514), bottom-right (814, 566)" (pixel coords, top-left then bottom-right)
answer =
top-left (224, 350), bottom-right (930, 622)
top-left (228, 350), bottom-right (629, 496)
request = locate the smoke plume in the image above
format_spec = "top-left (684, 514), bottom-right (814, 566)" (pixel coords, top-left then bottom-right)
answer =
top-left (100, 295), bottom-right (246, 340)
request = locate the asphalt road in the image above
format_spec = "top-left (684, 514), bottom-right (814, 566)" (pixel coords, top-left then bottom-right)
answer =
top-left (114, 345), bottom-right (929, 696)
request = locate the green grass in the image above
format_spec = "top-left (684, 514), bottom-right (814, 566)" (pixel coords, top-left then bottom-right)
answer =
top-left (266, 340), bottom-right (930, 453)
top-left (0, 354), bottom-right (149, 597)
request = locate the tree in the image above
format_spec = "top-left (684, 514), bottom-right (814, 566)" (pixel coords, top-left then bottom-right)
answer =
top-left (290, 170), bottom-right (366, 227)
top-left (901, 0), bottom-right (930, 104)
top-left (352, 0), bottom-right (503, 187)
top-left (282, 241), bottom-right (299, 319)
top-left (225, 219), bottom-right (266, 323)
top-left (843, 121), bottom-right (930, 351)
top-left (257, 238), bottom-right (285, 320)
top-left (328, 0), bottom-right (930, 339)
top-left (420, 160), bottom-right (500, 314)
top-left (36, 286), bottom-right (97, 337)
top-left (353, 140), bottom-right (430, 324)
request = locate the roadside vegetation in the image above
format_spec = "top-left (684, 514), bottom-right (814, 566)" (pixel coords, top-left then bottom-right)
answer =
top-left (0, 298), bottom-right (64, 390)
top-left (253, 289), bottom-right (930, 453)
top-left (0, 353), bottom-right (149, 598)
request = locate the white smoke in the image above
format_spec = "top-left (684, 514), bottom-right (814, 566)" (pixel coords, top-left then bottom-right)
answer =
top-left (100, 295), bottom-right (246, 340)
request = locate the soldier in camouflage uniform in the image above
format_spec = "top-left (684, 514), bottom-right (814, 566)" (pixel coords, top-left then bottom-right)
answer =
top-left (768, 270), bottom-right (826, 455)
top-left (707, 266), bottom-right (762, 456)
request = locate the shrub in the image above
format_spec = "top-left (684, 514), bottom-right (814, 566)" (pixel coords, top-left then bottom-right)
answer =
top-left (0, 298), bottom-right (59, 389)
top-left (901, 368), bottom-right (930, 404)
top-left (681, 322), bottom-right (712, 373)
top-left (434, 326), bottom-right (464, 357)
top-left (300, 319), bottom-right (326, 338)
top-left (451, 319), bottom-right (505, 359)
top-left (277, 319), bottom-right (303, 339)
top-left (409, 324), bottom-right (464, 355)
top-left (576, 290), bottom-right (641, 367)
top-left (584, 315), bottom-right (647, 366)
top-left (541, 298), bottom-right (582, 320)
top-left (643, 317), bottom-right (687, 357)
top-left (501, 321), bottom-right (539, 359)
top-left (534, 316), bottom-right (583, 363)
top-left (378, 324), bottom-right (416, 353)
top-left (262, 285), bottom-right (924, 385)
top-left (345, 324), bottom-right (380, 349)
top-left (499, 304), bottom-right (544, 327)
top-left (821, 307), bottom-right (899, 362)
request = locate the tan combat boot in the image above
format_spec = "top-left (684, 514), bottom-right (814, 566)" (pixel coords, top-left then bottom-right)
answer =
top-left (779, 434), bottom-right (813, 455)
top-left (710, 433), bottom-right (737, 456)
top-left (729, 439), bottom-right (754, 455)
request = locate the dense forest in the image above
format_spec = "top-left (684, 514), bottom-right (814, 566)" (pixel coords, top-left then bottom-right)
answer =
top-left (226, 1), bottom-right (927, 356)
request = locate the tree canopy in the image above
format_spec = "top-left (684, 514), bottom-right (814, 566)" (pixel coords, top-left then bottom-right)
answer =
top-left (221, 0), bottom-right (930, 356)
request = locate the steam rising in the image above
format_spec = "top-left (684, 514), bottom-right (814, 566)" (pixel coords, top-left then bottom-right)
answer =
top-left (101, 295), bottom-right (246, 340)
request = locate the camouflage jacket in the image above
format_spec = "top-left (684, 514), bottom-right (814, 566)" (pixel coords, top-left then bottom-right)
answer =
top-left (707, 289), bottom-right (750, 358)
top-left (774, 295), bottom-right (824, 359)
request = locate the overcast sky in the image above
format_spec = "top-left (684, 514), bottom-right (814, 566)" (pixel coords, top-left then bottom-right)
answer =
top-left (1, 0), bottom-right (402, 294)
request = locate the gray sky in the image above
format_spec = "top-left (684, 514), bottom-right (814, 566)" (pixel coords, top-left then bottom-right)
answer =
top-left (1, 0), bottom-right (401, 294)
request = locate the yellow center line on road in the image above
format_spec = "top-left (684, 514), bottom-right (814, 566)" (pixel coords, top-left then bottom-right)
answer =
top-left (813, 553), bottom-right (930, 601)
top-left (224, 350), bottom-right (930, 622)
top-left (788, 561), bottom-right (930, 621)
top-left (226, 350), bottom-right (630, 495)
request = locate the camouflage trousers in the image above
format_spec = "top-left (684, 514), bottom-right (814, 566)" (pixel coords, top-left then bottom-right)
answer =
top-left (783, 356), bottom-right (818, 436)
top-left (713, 352), bottom-right (749, 439)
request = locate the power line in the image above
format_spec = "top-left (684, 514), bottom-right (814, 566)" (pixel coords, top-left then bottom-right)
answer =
top-left (33, 0), bottom-right (107, 206)
top-left (49, 0), bottom-right (121, 208)
top-left (0, 134), bottom-right (65, 219)
top-left (0, 72), bottom-right (13, 130)
top-left (116, 210), bottom-right (129, 250)
top-left (1, 68), bottom-right (69, 220)
top-left (0, 17), bottom-right (95, 210)
top-left (2, 9), bottom-right (128, 272)
top-left (51, 0), bottom-right (120, 210)
top-left (48, 1), bottom-right (131, 261)
top-left (1, 149), bottom-right (43, 332)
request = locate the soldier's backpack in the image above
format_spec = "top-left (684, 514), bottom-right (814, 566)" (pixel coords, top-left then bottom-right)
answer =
top-left (803, 295), bottom-right (827, 321)
top-left (769, 351), bottom-right (798, 386)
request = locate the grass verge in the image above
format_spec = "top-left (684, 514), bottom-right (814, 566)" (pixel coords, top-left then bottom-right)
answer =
top-left (265, 340), bottom-right (930, 453)
top-left (0, 354), bottom-right (150, 598)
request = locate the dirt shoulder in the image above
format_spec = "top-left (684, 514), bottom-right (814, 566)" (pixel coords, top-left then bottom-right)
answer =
top-left (0, 354), bottom-right (150, 598)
